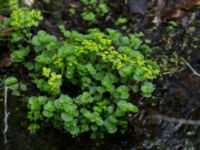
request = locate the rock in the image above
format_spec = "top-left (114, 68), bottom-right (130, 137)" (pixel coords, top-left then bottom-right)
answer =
top-left (128, 0), bottom-right (148, 14)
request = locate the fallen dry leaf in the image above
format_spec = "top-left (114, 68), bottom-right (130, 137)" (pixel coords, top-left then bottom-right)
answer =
top-left (0, 51), bottom-right (12, 69)
top-left (0, 15), bottom-right (7, 24)
top-left (153, 0), bottom-right (200, 25)
top-left (152, 0), bottom-right (165, 25)
top-left (69, 2), bottom-right (81, 8)
top-left (0, 28), bottom-right (13, 36)
top-left (0, 15), bottom-right (13, 36)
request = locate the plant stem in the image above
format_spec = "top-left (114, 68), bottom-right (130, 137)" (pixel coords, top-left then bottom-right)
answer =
top-left (182, 58), bottom-right (200, 77)
top-left (3, 86), bottom-right (10, 144)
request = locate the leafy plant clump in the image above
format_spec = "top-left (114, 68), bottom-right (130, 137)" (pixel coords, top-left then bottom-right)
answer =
top-left (23, 26), bottom-right (159, 138)
top-left (2, 6), bottom-right (160, 138)
top-left (1, 7), bottom-right (43, 42)
top-left (4, 76), bottom-right (27, 96)
top-left (80, 0), bottom-right (109, 23)
top-left (0, 0), bottom-right (18, 13)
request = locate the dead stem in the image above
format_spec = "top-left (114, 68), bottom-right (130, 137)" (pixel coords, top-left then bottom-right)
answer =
top-left (152, 114), bottom-right (200, 126)
top-left (181, 58), bottom-right (200, 77)
top-left (3, 86), bottom-right (10, 144)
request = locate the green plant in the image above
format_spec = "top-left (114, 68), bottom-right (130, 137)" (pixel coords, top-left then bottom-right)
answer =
top-left (16, 26), bottom-right (160, 138)
top-left (69, 8), bottom-right (76, 16)
top-left (141, 82), bottom-right (154, 98)
top-left (3, 8), bottom-right (42, 30)
top-left (42, 0), bottom-right (51, 3)
top-left (96, 3), bottom-right (109, 14)
top-left (3, 5), bottom-right (159, 137)
top-left (1, 7), bottom-right (43, 42)
top-left (166, 21), bottom-right (177, 33)
top-left (0, 7), bottom-right (43, 66)
top-left (159, 51), bottom-right (185, 75)
top-left (81, 11), bottom-right (97, 23)
top-left (115, 17), bottom-right (128, 26)
top-left (0, 0), bottom-right (18, 13)
top-left (80, 0), bottom-right (109, 23)
top-left (0, 8), bottom-right (42, 95)
top-left (4, 76), bottom-right (27, 96)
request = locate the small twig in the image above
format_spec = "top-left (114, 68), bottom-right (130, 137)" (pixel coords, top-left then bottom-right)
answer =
top-left (3, 86), bottom-right (10, 144)
top-left (181, 58), bottom-right (200, 77)
top-left (22, 0), bottom-right (34, 7)
top-left (152, 114), bottom-right (200, 126)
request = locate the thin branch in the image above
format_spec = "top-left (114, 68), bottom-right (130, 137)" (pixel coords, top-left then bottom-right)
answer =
top-left (3, 86), bottom-right (10, 144)
top-left (182, 58), bottom-right (200, 77)
top-left (152, 114), bottom-right (200, 126)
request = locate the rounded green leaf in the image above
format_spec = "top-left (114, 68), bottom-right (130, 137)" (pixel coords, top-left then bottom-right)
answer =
top-left (43, 110), bottom-right (54, 118)
top-left (61, 113), bottom-right (73, 122)
top-left (4, 76), bottom-right (18, 85)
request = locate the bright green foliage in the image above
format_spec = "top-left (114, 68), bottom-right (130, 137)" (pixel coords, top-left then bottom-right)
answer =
top-left (24, 26), bottom-right (159, 138)
top-left (4, 76), bottom-right (27, 96)
top-left (4, 76), bottom-right (18, 85)
top-left (12, 46), bottom-right (30, 62)
top-left (8, 0), bottom-right (18, 10)
top-left (116, 101), bottom-right (138, 117)
top-left (141, 82), bottom-right (154, 98)
top-left (27, 123), bottom-right (40, 133)
top-left (82, 11), bottom-right (97, 23)
top-left (167, 21), bottom-right (177, 33)
top-left (96, 3), bottom-right (108, 14)
top-left (116, 85), bottom-right (129, 99)
top-left (115, 17), bottom-right (128, 26)
top-left (69, 8), bottom-right (76, 16)
top-left (1, 7), bottom-right (43, 45)
top-left (0, 0), bottom-right (18, 13)
top-left (80, 0), bottom-right (109, 23)
top-left (3, 8), bottom-right (43, 30)
top-left (0, 7), bottom-right (43, 86)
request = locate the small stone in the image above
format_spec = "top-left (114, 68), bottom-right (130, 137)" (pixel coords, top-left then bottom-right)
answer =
top-left (128, 0), bottom-right (148, 14)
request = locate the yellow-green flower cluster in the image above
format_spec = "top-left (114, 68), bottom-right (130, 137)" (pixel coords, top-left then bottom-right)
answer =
top-left (98, 37), bottom-right (112, 46)
top-left (74, 32), bottom-right (114, 55)
top-left (91, 32), bottom-right (112, 45)
top-left (63, 30), bottom-right (159, 80)
top-left (47, 72), bottom-right (62, 90)
top-left (72, 34), bottom-right (157, 78)
top-left (42, 67), bottom-right (51, 77)
top-left (9, 8), bottom-right (43, 29)
top-left (100, 47), bottom-right (129, 69)
top-left (74, 39), bottom-right (103, 55)
top-left (138, 62), bottom-right (159, 79)
top-left (53, 54), bottom-right (64, 67)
